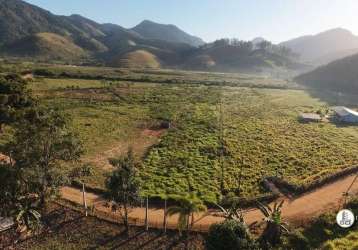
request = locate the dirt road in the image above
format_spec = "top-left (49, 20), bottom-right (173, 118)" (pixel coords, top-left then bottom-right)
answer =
top-left (61, 174), bottom-right (358, 231)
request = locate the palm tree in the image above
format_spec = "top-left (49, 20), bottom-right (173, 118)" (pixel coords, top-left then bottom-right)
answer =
top-left (256, 200), bottom-right (288, 248)
top-left (167, 193), bottom-right (207, 235)
top-left (15, 194), bottom-right (41, 234)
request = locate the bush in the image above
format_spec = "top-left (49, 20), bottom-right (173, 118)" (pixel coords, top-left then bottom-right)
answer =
top-left (206, 220), bottom-right (258, 250)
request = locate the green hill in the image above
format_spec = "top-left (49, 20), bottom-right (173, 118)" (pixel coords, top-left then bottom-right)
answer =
top-left (184, 40), bottom-right (303, 72)
top-left (3, 32), bottom-right (88, 61)
top-left (295, 53), bottom-right (358, 94)
top-left (110, 50), bottom-right (161, 69)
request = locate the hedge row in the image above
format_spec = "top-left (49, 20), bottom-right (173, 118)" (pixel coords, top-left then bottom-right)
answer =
top-left (265, 166), bottom-right (358, 197)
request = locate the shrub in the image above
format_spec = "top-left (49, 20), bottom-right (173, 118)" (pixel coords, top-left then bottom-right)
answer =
top-left (206, 220), bottom-right (258, 250)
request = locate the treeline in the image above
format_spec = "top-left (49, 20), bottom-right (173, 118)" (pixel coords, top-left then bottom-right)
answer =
top-left (200, 38), bottom-right (300, 60)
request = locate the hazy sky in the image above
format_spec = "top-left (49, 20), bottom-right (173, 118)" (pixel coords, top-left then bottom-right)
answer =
top-left (25, 0), bottom-right (358, 43)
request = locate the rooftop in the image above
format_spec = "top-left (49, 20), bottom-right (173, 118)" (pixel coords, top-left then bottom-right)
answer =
top-left (299, 113), bottom-right (322, 120)
top-left (332, 106), bottom-right (358, 117)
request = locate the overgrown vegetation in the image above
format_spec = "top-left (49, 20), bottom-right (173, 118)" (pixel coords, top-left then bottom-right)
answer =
top-left (281, 197), bottom-right (358, 249)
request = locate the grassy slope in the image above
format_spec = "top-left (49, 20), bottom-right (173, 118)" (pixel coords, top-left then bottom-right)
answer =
top-left (4, 33), bottom-right (88, 61)
top-left (295, 53), bottom-right (358, 94)
top-left (111, 50), bottom-right (161, 69)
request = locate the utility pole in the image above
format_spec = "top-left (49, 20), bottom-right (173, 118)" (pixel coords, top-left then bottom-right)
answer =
top-left (219, 93), bottom-right (225, 193)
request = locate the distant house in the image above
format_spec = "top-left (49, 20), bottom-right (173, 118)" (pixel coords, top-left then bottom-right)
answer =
top-left (332, 106), bottom-right (358, 123)
top-left (0, 217), bottom-right (14, 232)
top-left (299, 113), bottom-right (322, 123)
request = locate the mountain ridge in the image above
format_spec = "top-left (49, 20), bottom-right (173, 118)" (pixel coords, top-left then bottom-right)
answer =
top-left (131, 20), bottom-right (205, 47)
top-left (280, 28), bottom-right (358, 65)
top-left (0, 0), bottom-right (303, 72)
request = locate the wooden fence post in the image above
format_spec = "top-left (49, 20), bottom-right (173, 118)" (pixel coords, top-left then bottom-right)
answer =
top-left (163, 199), bottom-right (167, 233)
top-left (145, 196), bottom-right (149, 231)
top-left (82, 182), bottom-right (88, 217)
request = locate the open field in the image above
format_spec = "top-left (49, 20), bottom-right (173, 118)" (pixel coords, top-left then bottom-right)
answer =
top-left (141, 86), bottom-right (358, 201)
top-left (1, 66), bottom-right (358, 201)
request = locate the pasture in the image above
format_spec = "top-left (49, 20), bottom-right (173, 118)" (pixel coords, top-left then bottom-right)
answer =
top-left (2, 67), bottom-right (358, 202)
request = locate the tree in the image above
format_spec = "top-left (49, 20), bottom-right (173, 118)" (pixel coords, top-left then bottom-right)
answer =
top-left (257, 40), bottom-right (272, 52)
top-left (206, 220), bottom-right (258, 250)
top-left (257, 200), bottom-right (289, 248)
top-left (167, 193), bottom-right (207, 235)
top-left (105, 149), bottom-right (140, 234)
top-left (0, 74), bottom-right (33, 133)
top-left (0, 163), bottom-right (41, 236)
top-left (3, 106), bottom-right (83, 206)
top-left (0, 164), bottom-right (23, 217)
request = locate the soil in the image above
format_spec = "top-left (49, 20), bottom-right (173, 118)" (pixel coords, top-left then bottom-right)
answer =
top-left (61, 174), bottom-right (358, 231)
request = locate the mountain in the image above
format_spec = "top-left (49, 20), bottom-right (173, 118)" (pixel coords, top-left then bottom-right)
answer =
top-left (3, 32), bottom-right (88, 61)
top-left (183, 41), bottom-right (303, 73)
top-left (280, 28), bottom-right (358, 64)
top-left (131, 20), bottom-right (205, 47)
top-left (0, 0), bottom-right (109, 52)
top-left (0, 0), bottom-right (302, 72)
top-left (0, 0), bottom-right (195, 65)
top-left (295, 53), bottom-right (358, 94)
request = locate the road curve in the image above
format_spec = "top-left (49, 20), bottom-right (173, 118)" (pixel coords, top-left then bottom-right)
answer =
top-left (61, 174), bottom-right (358, 231)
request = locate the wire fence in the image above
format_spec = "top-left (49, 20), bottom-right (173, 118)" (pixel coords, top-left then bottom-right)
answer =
top-left (55, 199), bottom-right (211, 233)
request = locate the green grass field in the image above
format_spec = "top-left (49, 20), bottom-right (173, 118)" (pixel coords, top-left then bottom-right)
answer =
top-left (140, 87), bottom-right (358, 201)
top-left (2, 67), bottom-right (357, 201)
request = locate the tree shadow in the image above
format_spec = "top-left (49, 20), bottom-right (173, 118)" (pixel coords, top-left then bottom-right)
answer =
top-left (306, 89), bottom-right (358, 107)
top-left (108, 230), bottom-right (146, 250)
top-left (88, 229), bottom-right (129, 250)
top-left (134, 234), bottom-right (164, 250)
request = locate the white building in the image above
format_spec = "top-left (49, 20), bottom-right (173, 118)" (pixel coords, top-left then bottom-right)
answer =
top-left (332, 106), bottom-right (358, 123)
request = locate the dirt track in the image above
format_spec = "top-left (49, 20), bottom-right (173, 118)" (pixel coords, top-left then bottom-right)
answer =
top-left (61, 174), bottom-right (358, 231)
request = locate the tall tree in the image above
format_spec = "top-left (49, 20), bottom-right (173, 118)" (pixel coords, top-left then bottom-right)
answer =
top-left (4, 107), bottom-right (83, 205)
top-left (105, 149), bottom-right (140, 234)
top-left (0, 74), bottom-right (32, 133)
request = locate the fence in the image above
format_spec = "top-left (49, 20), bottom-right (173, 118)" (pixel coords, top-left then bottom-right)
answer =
top-left (55, 199), bottom-right (210, 233)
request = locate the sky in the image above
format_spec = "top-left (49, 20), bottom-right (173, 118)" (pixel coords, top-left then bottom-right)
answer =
top-left (24, 0), bottom-right (358, 43)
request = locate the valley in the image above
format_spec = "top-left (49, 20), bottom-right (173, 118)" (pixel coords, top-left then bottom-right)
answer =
top-left (1, 1), bottom-right (358, 249)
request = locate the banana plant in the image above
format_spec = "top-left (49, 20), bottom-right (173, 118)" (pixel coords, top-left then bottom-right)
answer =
top-left (257, 200), bottom-right (289, 247)
top-left (215, 201), bottom-right (244, 223)
top-left (15, 194), bottom-right (41, 233)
